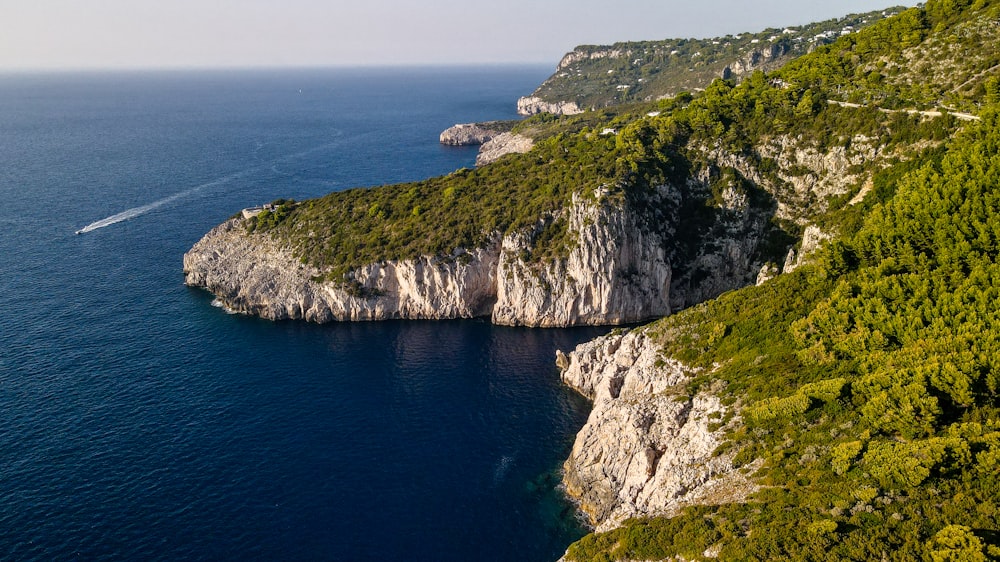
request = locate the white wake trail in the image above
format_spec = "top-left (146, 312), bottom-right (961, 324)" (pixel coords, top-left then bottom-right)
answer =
top-left (74, 135), bottom-right (347, 235)
top-left (76, 190), bottom-right (188, 234)
top-left (74, 169), bottom-right (252, 235)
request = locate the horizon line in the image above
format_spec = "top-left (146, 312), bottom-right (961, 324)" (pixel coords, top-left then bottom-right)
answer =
top-left (0, 61), bottom-right (559, 75)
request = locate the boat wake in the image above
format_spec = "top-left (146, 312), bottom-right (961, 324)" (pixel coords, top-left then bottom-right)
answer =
top-left (74, 166), bottom-right (262, 235)
top-left (74, 136), bottom-right (346, 235)
top-left (76, 190), bottom-right (187, 234)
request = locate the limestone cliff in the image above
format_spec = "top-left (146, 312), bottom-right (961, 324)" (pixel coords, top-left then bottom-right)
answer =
top-left (439, 121), bottom-right (517, 146)
top-left (492, 190), bottom-right (671, 326)
top-left (183, 219), bottom-right (499, 322)
top-left (475, 132), bottom-right (535, 166)
top-left (667, 133), bottom-right (883, 309)
top-left (439, 123), bottom-right (500, 146)
top-left (721, 42), bottom-right (793, 80)
top-left (184, 190), bottom-right (672, 327)
top-left (781, 224), bottom-right (831, 274)
top-left (516, 96), bottom-right (582, 116)
top-left (545, 133), bottom-right (890, 536)
top-left (708, 134), bottom-right (881, 221)
top-left (186, 127), bottom-right (881, 328)
top-left (548, 133), bottom-right (890, 543)
top-left (514, 9), bottom-right (899, 115)
top-left (667, 167), bottom-right (774, 311)
top-left (557, 330), bottom-right (757, 532)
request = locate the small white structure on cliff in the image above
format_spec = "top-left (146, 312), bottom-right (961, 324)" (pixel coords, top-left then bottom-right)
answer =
top-left (241, 203), bottom-right (279, 219)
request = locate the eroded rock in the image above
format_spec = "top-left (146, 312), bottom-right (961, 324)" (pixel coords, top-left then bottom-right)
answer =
top-left (558, 330), bottom-right (758, 532)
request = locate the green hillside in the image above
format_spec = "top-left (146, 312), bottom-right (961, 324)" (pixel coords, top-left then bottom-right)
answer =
top-left (242, 2), bottom-right (1000, 556)
top-left (525, 8), bottom-right (905, 111)
top-left (562, 1), bottom-right (1000, 559)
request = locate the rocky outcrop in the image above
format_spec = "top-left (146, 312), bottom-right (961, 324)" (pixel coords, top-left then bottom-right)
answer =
top-left (515, 10), bottom-right (897, 119)
top-left (516, 96), bottom-right (583, 116)
top-left (183, 219), bottom-right (499, 322)
top-left (782, 224), bottom-right (831, 273)
top-left (475, 132), bottom-right (535, 166)
top-left (439, 122), bottom-right (504, 146)
top-left (760, 134), bottom-right (879, 208)
top-left (722, 42), bottom-right (793, 80)
top-left (184, 191), bottom-right (673, 327)
top-left (667, 133), bottom-right (882, 303)
top-left (557, 48), bottom-right (630, 71)
top-left (558, 330), bottom-right (757, 532)
top-left (705, 134), bottom-right (880, 221)
top-left (668, 168), bottom-right (774, 311)
top-left (188, 127), bottom-right (885, 329)
top-left (492, 190), bottom-right (672, 327)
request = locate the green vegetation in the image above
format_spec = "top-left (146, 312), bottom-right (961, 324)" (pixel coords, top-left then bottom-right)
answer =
top-left (233, 0), bottom-right (1000, 558)
top-left (256, 56), bottom-right (960, 285)
top-left (568, 115), bottom-right (1000, 559)
top-left (528, 8), bottom-right (904, 110)
top-left (247, 0), bottom-right (982, 300)
top-left (244, 199), bottom-right (295, 232)
top-left (477, 119), bottom-right (520, 134)
top-left (250, 0), bottom-right (989, 287)
top-left (564, 1), bottom-right (1000, 558)
top-left (778, 0), bottom-right (1000, 111)
top-left (530, 0), bottom-right (1000, 116)
top-left (255, 124), bottom-right (687, 280)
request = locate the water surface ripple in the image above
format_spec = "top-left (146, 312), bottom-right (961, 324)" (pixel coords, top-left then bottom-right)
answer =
top-left (0, 67), bottom-right (604, 561)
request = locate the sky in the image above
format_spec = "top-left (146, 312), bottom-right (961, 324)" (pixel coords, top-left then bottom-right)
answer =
top-left (1, 0), bottom-right (919, 71)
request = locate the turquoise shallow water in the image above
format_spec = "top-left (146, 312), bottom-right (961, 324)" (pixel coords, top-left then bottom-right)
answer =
top-left (0, 67), bottom-right (606, 561)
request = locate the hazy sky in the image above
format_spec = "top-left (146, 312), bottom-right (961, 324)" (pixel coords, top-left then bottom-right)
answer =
top-left (1, 0), bottom-right (918, 70)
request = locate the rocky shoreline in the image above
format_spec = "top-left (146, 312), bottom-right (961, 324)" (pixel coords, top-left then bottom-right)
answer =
top-left (438, 121), bottom-right (535, 166)
top-left (438, 122), bottom-right (506, 146)
top-left (183, 191), bottom-right (672, 327)
top-left (556, 330), bottom-right (758, 534)
top-left (184, 73), bottom-right (891, 561)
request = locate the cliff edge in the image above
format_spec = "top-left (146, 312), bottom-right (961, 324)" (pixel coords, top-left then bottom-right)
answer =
top-left (557, 330), bottom-right (757, 533)
top-left (184, 191), bottom-right (672, 327)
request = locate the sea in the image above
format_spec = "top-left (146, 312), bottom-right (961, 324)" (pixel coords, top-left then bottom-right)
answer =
top-left (0, 66), bottom-right (610, 561)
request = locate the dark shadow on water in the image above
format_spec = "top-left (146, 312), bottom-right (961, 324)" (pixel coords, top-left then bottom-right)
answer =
top-left (179, 298), bottom-right (611, 561)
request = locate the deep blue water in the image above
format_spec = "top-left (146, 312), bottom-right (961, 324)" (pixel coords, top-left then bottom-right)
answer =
top-left (0, 67), bottom-right (607, 561)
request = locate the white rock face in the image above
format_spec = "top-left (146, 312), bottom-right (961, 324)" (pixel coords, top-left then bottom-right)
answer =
top-left (669, 171), bottom-right (771, 311)
top-left (183, 219), bottom-right (499, 322)
top-left (557, 48), bottom-right (630, 70)
top-left (184, 192), bottom-right (672, 327)
top-left (722, 42), bottom-right (792, 79)
top-left (516, 95), bottom-right (583, 116)
top-left (668, 134), bottom-right (881, 301)
top-left (475, 132), bottom-right (535, 166)
top-left (493, 193), bottom-right (671, 326)
top-left (782, 224), bottom-right (831, 274)
top-left (439, 123), bottom-right (500, 146)
top-left (707, 134), bottom-right (880, 221)
top-left (762, 135), bottom-right (879, 203)
top-left (558, 330), bottom-right (757, 532)
top-left (187, 131), bottom-right (885, 328)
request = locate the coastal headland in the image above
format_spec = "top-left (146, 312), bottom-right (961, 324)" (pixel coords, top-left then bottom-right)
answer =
top-left (185, 1), bottom-right (1000, 558)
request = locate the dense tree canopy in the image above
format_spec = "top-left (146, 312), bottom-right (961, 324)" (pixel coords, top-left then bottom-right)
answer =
top-left (565, 0), bottom-right (1000, 559)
